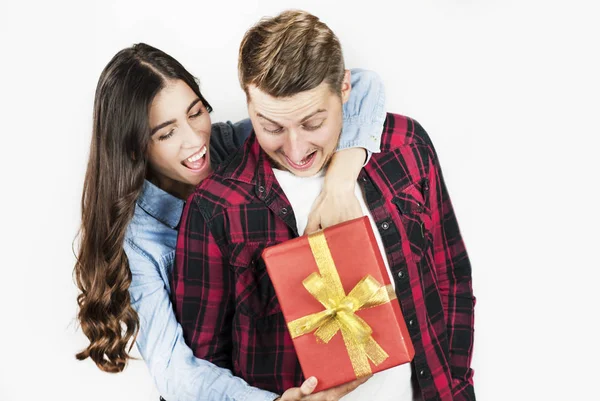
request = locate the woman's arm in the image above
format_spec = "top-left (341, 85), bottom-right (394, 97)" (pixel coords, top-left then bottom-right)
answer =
top-left (337, 68), bottom-right (386, 159)
top-left (212, 68), bottom-right (385, 168)
top-left (209, 120), bottom-right (253, 165)
top-left (124, 240), bottom-right (278, 401)
top-left (305, 69), bottom-right (386, 234)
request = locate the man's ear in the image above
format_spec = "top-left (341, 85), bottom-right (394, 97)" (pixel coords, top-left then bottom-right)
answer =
top-left (340, 69), bottom-right (352, 103)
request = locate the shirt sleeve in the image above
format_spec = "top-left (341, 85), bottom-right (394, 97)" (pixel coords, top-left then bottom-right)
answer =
top-left (337, 68), bottom-right (387, 163)
top-left (422, 122), bottom-right (476, 401)
top-left (125, 240), bottom-right (278, 401)
top-left (210, 120), bottom-right (253, 166)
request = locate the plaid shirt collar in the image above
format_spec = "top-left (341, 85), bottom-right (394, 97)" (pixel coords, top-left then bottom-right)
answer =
top-left (219, 133), bottom-right (304, 234)
top-left (220, 132), bottom-right (275, 191)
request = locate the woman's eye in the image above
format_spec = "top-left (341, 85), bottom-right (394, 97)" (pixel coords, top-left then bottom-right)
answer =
top-left (158, 129), bottom-right (175, 141)
top-left (190, 109), bottom-right (203, 119)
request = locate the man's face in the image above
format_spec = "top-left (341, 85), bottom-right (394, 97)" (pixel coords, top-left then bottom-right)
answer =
top-left (247, 71), bottom-right (351, 177)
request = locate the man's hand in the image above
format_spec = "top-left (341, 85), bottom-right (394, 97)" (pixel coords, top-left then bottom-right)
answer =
top-left (276, 376), bottom-right (371, 400)
top-left (304, 148), bottom-right (366, 235)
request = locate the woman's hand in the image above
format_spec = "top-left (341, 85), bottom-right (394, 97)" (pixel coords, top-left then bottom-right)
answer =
top-left (305, 148), bottom-right (366, 235)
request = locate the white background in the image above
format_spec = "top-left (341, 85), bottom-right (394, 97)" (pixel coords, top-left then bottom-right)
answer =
top-left (1, 0), bottom-right (599, 400)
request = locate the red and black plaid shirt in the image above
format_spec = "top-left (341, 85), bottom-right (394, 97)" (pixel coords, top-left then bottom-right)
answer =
top-left (173, 113), bottom-right (476, 401)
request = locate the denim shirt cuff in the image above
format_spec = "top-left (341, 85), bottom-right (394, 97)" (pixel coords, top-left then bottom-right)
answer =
top-left (337, 119), bottom-right (384, 165)
top-left (239, 386), bottom-right (280, 401)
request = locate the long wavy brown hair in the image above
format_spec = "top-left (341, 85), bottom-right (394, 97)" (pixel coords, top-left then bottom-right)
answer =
top-left (74, 43), bottom-right (211, 372)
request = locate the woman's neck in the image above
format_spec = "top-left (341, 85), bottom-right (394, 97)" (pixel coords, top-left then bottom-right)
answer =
top-left (149, 175), bottom-right (195, 200)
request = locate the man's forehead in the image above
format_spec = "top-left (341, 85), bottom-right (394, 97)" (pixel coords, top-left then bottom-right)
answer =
top-left (247, 83), bottom-right (331, 121)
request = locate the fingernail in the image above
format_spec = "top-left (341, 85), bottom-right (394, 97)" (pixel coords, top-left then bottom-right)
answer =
top-left (308, 377), bottom-right (317, 386)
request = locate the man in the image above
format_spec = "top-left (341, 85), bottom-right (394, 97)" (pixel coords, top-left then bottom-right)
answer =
top-left (173, 10), bottom-right (475, 401)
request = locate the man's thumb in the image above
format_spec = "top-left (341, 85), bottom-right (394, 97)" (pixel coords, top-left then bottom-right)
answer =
top-left (300, 377), bottom-right (318, 395)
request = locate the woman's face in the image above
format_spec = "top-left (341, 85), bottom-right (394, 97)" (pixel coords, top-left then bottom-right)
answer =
top-left (147, 79), bottom-right (212, 190)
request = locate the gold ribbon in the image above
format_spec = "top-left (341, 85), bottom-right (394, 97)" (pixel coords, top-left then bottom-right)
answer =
top-left (287, 231), bottom-right (397, 378)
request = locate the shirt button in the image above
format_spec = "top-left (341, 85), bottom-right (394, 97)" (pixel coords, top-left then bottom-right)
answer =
top-left (361, 176), bottom-right (368, 183)
top-left (258, 185), bottom-right (265, 193)
top-left (409, 319), bottom-right (414, 327)
top-left (419, 368), bottom-right (428, 378)
top-left (397, 270), bottom-right (405, 279)
top-left (381, 221), bottom-right (390, 230)
top-left (280, 207), bottom-right (288, 215)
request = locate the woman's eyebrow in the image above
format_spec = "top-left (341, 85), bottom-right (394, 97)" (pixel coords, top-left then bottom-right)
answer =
top-left (150, 119), bottom-right (176, 136)
top-left (187, 98), bottom-right (201, 113)
top-left (150, 98), bottom-right (203, 135)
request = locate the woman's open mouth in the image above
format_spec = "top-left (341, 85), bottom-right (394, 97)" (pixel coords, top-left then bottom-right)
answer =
top-left (182, 145), bottom-right (208, 172)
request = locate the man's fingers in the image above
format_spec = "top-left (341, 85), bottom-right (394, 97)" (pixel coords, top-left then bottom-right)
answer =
top-left (304, 375), bottom-right (371, 401)
top-left (279, 377), bottom-right (317, 400)
top-left (337, 377), bottom-right (368, 397)
top-left (300, 377), bottom-right (318, 395)
top-left (331, 375), bottom-right (372, 397)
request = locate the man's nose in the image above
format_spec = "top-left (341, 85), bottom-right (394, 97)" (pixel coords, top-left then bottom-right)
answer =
top-left (283, 131), bottom-right (310, 162)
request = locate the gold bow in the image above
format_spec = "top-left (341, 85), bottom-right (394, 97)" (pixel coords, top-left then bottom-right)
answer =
top-left (287, 231), bottom-right (397, 378)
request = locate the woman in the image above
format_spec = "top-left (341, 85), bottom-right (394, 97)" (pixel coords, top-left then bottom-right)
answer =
top-left (74, 43), bottom-right (385, 401)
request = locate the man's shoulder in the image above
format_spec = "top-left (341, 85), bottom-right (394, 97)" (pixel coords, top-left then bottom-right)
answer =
top-left (190, 145), bottom-right (260, 217)
top-left (190, 173), bottom-right (256, 214)
top-left (380, 113), bottom-right (435, 153)
top-left (369, 113), bottom-right (438, 189)
top-left (199, 131), bottom-right (258, 194)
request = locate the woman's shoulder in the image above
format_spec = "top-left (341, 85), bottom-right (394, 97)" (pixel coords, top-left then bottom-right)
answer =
top-left (124, 203), bottom-right (177, 270)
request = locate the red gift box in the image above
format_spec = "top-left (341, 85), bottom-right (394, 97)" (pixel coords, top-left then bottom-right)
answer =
top-left (262, 216), bottom-right (414, 392)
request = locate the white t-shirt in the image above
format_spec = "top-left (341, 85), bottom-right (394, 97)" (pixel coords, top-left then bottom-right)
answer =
top-left (272, 168), bottom-right (420, 401)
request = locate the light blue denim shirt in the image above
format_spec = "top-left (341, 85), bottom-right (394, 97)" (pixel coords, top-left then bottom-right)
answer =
top-left (123, 69), bottom-right (386, 401)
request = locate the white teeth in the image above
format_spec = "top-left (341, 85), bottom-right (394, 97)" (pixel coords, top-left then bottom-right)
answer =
top-left (293, 152), bottom-right (314, 166)
top-left (186, 146), bottom-right (206, 163)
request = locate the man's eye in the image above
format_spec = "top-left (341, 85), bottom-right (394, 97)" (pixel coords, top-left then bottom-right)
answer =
top-left (159, 129), bottom-right (175, 141)
top-left (302, 121), bottom-right (325, 131)
top-left (264, 126), bottom-right (284, 134)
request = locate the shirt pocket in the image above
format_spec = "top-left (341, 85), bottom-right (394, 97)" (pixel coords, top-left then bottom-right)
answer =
top-left (229, 242), bottom-right (282, 319)
top-left (392, 179), bottom-right (433, 264)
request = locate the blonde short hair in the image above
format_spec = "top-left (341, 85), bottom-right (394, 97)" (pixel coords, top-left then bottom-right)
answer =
top-left (238, 10), bottom-right (345, 98)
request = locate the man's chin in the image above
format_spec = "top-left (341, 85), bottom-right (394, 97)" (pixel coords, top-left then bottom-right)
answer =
top-left (288, 168), bottom-right (318, 177)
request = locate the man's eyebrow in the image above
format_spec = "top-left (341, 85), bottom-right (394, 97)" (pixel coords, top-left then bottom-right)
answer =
top-left (256, 109), bottom-right (327, 126)
top-left (300, 109), bottom-right (326, 123)
top-left (256, 113), bottom-right (282, 126)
